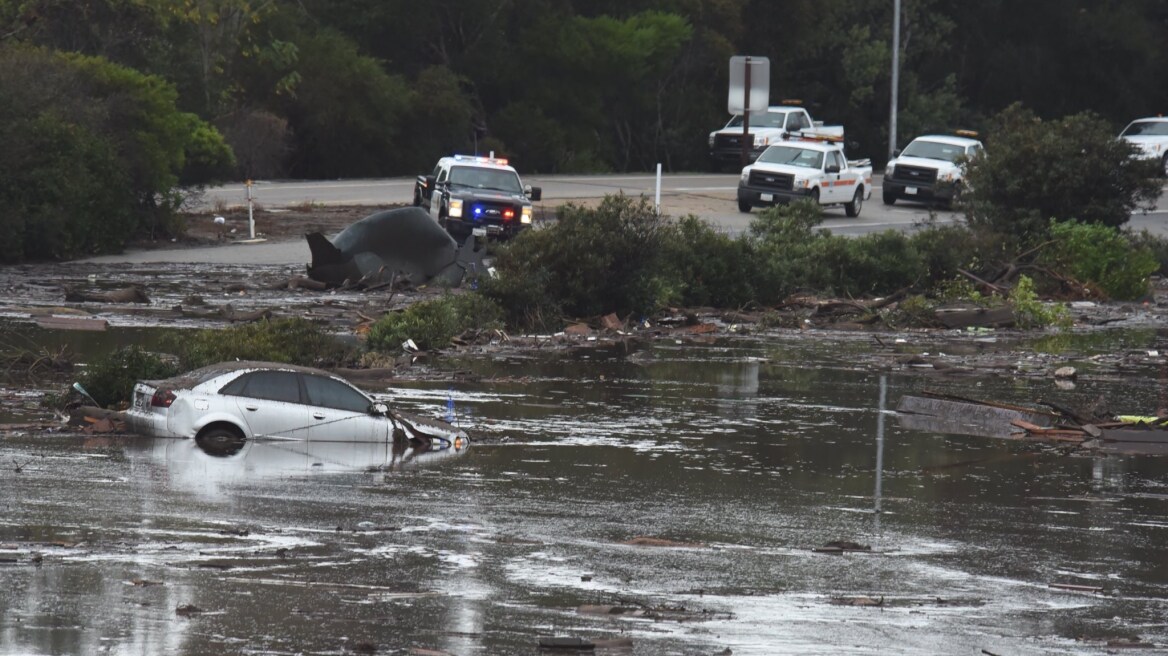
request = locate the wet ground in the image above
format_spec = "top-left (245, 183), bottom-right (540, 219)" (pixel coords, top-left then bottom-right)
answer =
top-left (4, 325), bottom-right (1168, 655)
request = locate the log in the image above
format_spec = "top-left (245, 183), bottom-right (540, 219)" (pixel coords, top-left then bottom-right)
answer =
top-left (63, 286), bottom-right (150, 304)
top-left (35, 316), bottom-right (108, 331)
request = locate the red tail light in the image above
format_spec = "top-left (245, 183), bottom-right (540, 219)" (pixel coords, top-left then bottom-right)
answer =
top-left (503, 209), bottom-right (515, 220)
top-left (151, 390), bottom-right (176, 408)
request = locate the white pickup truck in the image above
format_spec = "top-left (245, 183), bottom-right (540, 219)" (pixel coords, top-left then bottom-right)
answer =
top-left (709, 105), bottom-right (844, 171)
top-left (1120, 117), bottom-right (1168, 177)
top-left (736, 138), bottom-right (873, 217)
top-left (882, 132), bottom-right (984, 206)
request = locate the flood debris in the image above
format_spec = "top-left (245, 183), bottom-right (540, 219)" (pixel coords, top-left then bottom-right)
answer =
top-left (175, 604), bottom-right (204, 617)
top-left (622, 536), bottom-right (706, 548)
top-left (898, 390), bottom-right (1168, 455)
top-left (306, 207), bottom-right (485, 289)
top-left (1048, 582), bottom-right (1105, 594)
top-left (63, 285), bottom-right (151, 304)
top-left (33, 315), bottom-right (109, 331)
top-left (813, 540), bottom-right (872, 554)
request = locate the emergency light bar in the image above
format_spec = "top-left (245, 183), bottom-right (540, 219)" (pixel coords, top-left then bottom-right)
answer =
top-left (453, 154), bottom-right (509, 166)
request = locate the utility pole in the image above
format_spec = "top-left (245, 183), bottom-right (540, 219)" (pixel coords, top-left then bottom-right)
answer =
top-left (888, 0), bottom-right (901, 161)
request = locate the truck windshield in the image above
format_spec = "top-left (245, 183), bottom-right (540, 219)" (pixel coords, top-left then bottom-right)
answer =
top-left (901, 140), bottom-right (966, 162)
top-left (448, 166), bottom-right (523, 193)
top-left (726, 112), bottom-right (787, 129)
top-left (1122, 121), bottom-right (1168, 137)
top-left (756, 146), bottom-right (824, 169)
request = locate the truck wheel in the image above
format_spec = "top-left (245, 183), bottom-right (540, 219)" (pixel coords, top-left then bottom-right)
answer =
top-left (737, 198), bottom-right (752, 213)
top-left (412, 186), bottom-right (423, 206)
top-left (810, 188), bottom-right (820, 204)
top-left (882, 188), bottom-right (897, 205)
top-left (844, 187), bottom-right (863, 217)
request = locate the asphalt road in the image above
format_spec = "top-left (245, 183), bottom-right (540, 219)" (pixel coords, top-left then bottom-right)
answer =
top-left (85, 173), bottom-right (1167, 264)
top-left (207, 172), bottom-right (1168, 238)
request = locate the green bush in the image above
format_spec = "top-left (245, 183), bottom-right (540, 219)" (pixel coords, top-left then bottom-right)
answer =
top-left (165, 317), bottom-right (354, 370)
top-left (1126, 230), bottom-right (1168, 278)
top-left (486, 195), bottom-right (672, 321)
top-left (79, 346), bottom-right (179, 408)
top-left (367, 293), bottom-right (505, 352)
top-left (828, 230), bottom-right (926, 296)
top-left (1041, 220), bottom-right (1159, 300)
top-left (749, 201), bottom-right (838, 303)
top-left (1009, 275), bottom-right (1071, 329)
top-left (963, 103), bottom-right (1161, 239)
top-left (660, 215), bottom-right (757, 308)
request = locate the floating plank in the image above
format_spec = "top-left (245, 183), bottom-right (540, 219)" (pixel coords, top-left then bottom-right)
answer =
top-left (35, 316), bottom-right (108, 331)
top-left (897, 395), bottom-right (1056, 439)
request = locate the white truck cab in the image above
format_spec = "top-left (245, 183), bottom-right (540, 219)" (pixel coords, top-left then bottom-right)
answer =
top-left (882, 133), bottom-right (984, 206)
top-left (736, 136), bottom-right (872, 217)
top-left (709, 104), bottom-right (844, 171)
top-left (1120, 117), bottom-right (1168, 177)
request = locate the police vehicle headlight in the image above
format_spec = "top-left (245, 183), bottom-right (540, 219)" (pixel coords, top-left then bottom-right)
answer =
top-left (521, 206), bottom-right (532, 224)
top-left (449, 199), bottom-right (463, 218)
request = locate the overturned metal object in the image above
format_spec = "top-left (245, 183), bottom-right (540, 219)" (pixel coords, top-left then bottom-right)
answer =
top-left (306, 207), bottom-right (483, 287)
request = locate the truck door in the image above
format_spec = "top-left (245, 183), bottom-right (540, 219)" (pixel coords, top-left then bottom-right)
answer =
top-left (429, 166), bottom-right (449, 220)
top-left (825, 151), bottom-right (847, 202)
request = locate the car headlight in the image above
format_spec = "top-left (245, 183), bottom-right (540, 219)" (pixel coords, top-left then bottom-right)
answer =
top-left (794, 178), bottom-right (809, 189)
top-left (708, 134), bottom-right (715, 148)
top-left (448, 199), bottom-right (463, 218)
top-left (753, 135), bottom-right (768, 148)
top-left (521, 206), bottom-right (532, 224)
top-left (740, 169), bottom-right (751, 183)
top-left (940, 171), bottom-right (956, 182)
top-left (885, 163), bottom-right (896, 175)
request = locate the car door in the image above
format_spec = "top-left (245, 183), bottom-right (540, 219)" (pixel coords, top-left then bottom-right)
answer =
top-left (429, 165), bottom-right (449, 220)
top-left (302, 374), bottom-right (391, 442)
top-left (821, 150), bottom-right (843, 202)
top-left (226, 371), bottom-right (312, 440)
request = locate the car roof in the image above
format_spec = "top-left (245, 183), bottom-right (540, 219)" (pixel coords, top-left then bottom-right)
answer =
top-left (908, 134), bottom-right (982, 147)
top-left (151, 361), bottom-right (343, 389)
top-left (1128, 117), bottom-right (1168, 123)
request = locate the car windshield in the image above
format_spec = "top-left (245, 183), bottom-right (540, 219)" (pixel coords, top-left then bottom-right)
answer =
top-left (726, 111), bottom-right (787, 129)
top-left (756, 145), bottom-right (824, 169)
top-left (448, 166), bottom-right (523, 193)
top-left (1122, 121), bottom-right (1168, 137)
top-left (901, 140), bottom-right (966, 162)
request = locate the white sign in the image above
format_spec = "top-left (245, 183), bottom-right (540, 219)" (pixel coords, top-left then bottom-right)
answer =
top-left (728, 56), bottom-right (769, 114)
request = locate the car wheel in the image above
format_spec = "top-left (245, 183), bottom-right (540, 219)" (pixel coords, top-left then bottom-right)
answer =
top-left (737, 198), bottom-right (752, 213)
top-left (810, 187), bottom-right (820, 204)
top-left (844, 186), bottom-right (863, 217)
top-left (196, 426), bottom-right (246, 457)
top-left (882, 188), bottom-right (897, 205)
top-left (412, 187), bottom-right (423, 206)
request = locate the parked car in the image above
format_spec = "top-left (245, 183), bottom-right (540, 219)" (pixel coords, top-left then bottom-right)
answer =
top-left (736, 136), bottom-right (872, 216)
top-left (124, 361), bottom-right (467, 447)
top-left (882, 132), bottom-right (984, 206)
top-left (1119, 117), bottom-right (1168, 177)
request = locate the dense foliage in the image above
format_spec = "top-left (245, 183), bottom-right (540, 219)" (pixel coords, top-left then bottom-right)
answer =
top-left (367, 293), bottom-right (505, 352)
top-left (962, 104), bottom-right (1162, 236)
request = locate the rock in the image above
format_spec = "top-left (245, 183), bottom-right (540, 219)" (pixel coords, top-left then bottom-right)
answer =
top-left (1054, 366), bottom-right (1077, 379)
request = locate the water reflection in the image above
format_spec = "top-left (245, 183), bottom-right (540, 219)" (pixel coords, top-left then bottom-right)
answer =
top-left (124, 435), bottom-right (469, 500)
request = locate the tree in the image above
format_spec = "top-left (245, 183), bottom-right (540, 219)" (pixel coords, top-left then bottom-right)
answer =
top-left (0, 45), bottom-right (234, 260)
top-left (962, 103), bottom-right (1161, 238)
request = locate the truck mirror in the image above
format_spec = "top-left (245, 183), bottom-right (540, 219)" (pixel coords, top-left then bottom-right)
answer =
top-left (425, 175), bottom-right (437, 190)
top-left (528, 186), bottom-right (542, 201)
top-left (825, 164), bottom-right (841, 174)
top-left (892, 149), bottom-right (902, 157)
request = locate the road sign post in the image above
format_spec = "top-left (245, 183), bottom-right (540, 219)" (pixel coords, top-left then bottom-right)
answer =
top-left (728, 56), bottom-right (770, 167)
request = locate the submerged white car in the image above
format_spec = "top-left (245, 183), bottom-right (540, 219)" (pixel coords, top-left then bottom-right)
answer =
top-left (125, 361), bottom-right (467, 446)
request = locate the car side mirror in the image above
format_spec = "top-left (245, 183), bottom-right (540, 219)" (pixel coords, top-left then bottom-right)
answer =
top-left (425, 175), bottom-right (438, 189)
top-left (892, 149), bottom-right (902, 157)
top-left (825, 164), bottom-right (841, 174)
top-left (527, 186), bottom-right (542, 201)
top-left (369, 402), bottom-right (389, 416)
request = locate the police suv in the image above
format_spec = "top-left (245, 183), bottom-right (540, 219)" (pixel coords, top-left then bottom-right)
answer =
top-left (414, 155), bottom-right (542, 240)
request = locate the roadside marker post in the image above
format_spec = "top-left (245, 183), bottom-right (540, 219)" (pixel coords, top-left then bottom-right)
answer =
top-left (246, 180), bottom-right (255, 239)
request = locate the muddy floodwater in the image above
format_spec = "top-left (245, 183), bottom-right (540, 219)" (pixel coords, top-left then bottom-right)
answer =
top-left (4, 327), bottom-right (1168, 655)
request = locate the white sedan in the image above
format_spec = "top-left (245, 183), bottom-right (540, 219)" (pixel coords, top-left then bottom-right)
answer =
top-left (125, 361), bottom-right (466, 447)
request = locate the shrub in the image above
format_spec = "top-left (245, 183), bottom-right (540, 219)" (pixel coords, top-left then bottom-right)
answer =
top-left (1041, 220), bottom-right (1159, 301)
top-left (828, 230), bottom-right (926, 296)
top-left (1009, 275), bottom-right (1071, 329)
top-left (1126, 230), bottom-right (1168, 278)
top-left (79, 346), bottom-right (178, 408)
top-left (749, 201), bottom-right (837, 303)
top-left (485, 195), bottom-right (672, 321)
top-left (660, 215), bottom-right (757, 308)
top-left (166, 317), bottom-right (354, 370)
top-left (367, 293), bottom-right (505, 352)
top-left (962, 103), bottom-right (1161, 239)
